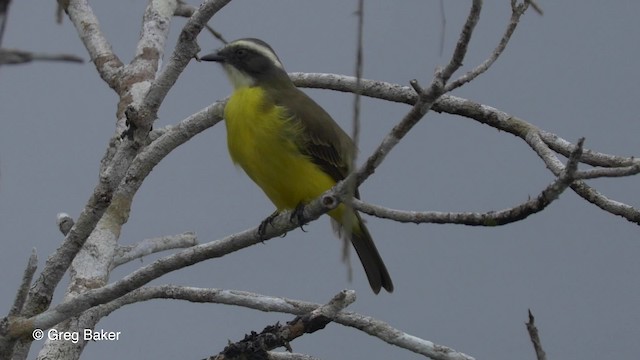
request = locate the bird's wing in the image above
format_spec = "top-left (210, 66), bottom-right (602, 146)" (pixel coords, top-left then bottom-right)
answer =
top-left (273, 87), bottom-right (356, 183)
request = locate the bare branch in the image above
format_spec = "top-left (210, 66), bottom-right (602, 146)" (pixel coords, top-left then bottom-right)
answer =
top-left (440, 0), bottom-right (482, 82)
top-left (135, 0), bottom-right (232, 136)
top-left (17, 101), bottom-right (226, 354)
top-left (569, 181), bottom-right (640, 224)
top-left (55, 0), bottom-right (64, 24)
top-left (575, 164), bottom-right (640, 180)
top-left (0, 0), bottom-right (11, 48)
top-left (268, 352), bottom-right (321, 360)
top-left (340, 1), bottom-right (482, 192)
top-left (174, 0), bottom-right (228, 44)
top-left (132, 0), bottom-right (176, 69)
top-left (116, 101), bottom-right (224, 204)
top-left (292, 73), bottom-right (637, 169)
top-left (290, 73), bottom-right (640, 224)
top-left (525, 0), bottom-right (544, 16)
top-left (207, 291), bottom-right (356, 360)
top-left (352, 0), bottom-right (364, 148)
top-left (526, 132), bottom-right (640, 224)
top-left (2, 250), bottom-right (37, 359)
top-left (8, 250), bottom-right (37, 317)
top-left (111, 232), bottom-right (198, 269)
top-left (0, 49), bottom-right (83, 65)
top-left (5, 200), bottom-right (329, 339)
top-left (526, 310), bottom-right (547, 360)
top-left (353, 139), bottom-right (584, 226)
top-left (445, 0), bottom-right (529, 91)
top-left (62, 0), bottom-right (123, 88)
top-left (91, 285), bottom-right (474, 360)
top-left (539, 130), bottom-right (636, 167)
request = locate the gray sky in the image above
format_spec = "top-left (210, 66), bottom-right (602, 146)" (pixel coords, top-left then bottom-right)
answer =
top-left (1, 1), bottom-right (639, 359)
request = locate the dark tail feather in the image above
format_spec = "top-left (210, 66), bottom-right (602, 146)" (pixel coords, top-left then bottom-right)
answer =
top-left (332, 212), bottom-right (394, 293)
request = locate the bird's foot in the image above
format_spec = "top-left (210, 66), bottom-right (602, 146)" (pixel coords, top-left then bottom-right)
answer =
top-left (290, 203), bottom-right (308, 232)
top-left (258, 211), bottom-right (280, 241)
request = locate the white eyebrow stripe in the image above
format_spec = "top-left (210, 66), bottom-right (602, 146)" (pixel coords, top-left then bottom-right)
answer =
top-left (231, 40), bottom-right (284, 70)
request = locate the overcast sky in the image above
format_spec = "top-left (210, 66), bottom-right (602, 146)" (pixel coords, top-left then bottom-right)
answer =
top-left (1, 1), bottom-right (639, 359)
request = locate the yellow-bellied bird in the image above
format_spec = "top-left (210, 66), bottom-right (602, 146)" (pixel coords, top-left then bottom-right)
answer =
top-left (200, 38), bottom-right (393, 293)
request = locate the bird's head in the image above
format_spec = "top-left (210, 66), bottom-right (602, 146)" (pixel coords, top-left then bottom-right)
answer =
top-left (200, 38), bottom-right (289, 89)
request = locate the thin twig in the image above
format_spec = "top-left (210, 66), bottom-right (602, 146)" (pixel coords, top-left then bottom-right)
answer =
top-left (440, 0), bottom-right (482, 82)
top-left (445, 0), bottom-right (529, 91)
top-left (0, 0), bottom-right (11, 48)
top-left (0, 48), bottom-right (83, 65)
top-left (525, 0), bottom-right (544, 16)
top-left (174, 0), bottom-right (227, 44)
top-left (353, 139), bottom-right (584, 226)
top-left (354, 0), bottom-right (481, 189)
top-left (526, 310), bottom-right (547, 360)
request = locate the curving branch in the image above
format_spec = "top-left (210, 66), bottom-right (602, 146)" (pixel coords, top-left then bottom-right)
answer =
top-left (206, 291), bottom-right (356, 360)
top-left (352, 138), bottom-right (585, 226)
top-left (111, 232), bottom-right (198, 269)
top-left (290, 73), bottom-right (640, 225)
top-left (88, 285), bottom-right (474, 360)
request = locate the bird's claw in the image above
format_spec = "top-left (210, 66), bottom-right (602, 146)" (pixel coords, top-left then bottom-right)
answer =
top-left (258, 211), bottom-right (279, 240)
top-left (290, 203), bottom-right (308, 232)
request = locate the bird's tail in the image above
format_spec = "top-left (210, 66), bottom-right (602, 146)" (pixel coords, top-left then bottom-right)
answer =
top-left (330, 206), bottom-right (394, 294)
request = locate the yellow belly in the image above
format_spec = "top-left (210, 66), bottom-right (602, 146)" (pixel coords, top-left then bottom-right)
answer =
top-left (224, 87), bottom-right (338, 212)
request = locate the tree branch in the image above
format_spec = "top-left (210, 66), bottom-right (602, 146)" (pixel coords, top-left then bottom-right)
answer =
top-left (289, 73), bottom-right (640, 224)
top-left (526, 310), bottom-right (547, 360)
top-left (352, 138), bottom-right (584, 225)
top-left (173, 0), bottom-right (228, 44)
top-left (354, 0), bottom-right (482, 189)
top-left (445, 0), bottom-right (531, 91)
top-left (8, 250), bottom-right (37, 317)
top-left (5, 200), bottom-right (328, 340)
top-left (62, 0), bottom-right (123, 89)
top-left (206, 291), bottom-right (356, 360)
top-left (0, 48), bottom-right (83, 64)
top-left (133, 0), bottom-right (232, 136)
top-left (89, 285), bottom-right (473, 360)
top-left (267, 352), bottom-right (321, 360)
top-left (111, 232), bottom-right (198, 269)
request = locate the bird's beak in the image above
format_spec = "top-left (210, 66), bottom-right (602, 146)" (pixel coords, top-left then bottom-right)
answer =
top-left (199, 51), bottom-right (225, 62)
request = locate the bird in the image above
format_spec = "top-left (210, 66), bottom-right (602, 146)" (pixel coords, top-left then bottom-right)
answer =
top-left (200, 38), bottom-right (393, 293)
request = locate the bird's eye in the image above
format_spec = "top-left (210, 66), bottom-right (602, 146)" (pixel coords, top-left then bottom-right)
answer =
top-left (235, 49), bottom-right (247, 57)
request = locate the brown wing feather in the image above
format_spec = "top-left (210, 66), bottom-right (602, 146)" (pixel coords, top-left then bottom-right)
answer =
top-left (271, 86), bottom-right (355, 182)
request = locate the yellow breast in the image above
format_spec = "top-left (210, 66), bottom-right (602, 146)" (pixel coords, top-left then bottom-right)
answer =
top-left (224, 86), bottom-right (337, 211)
